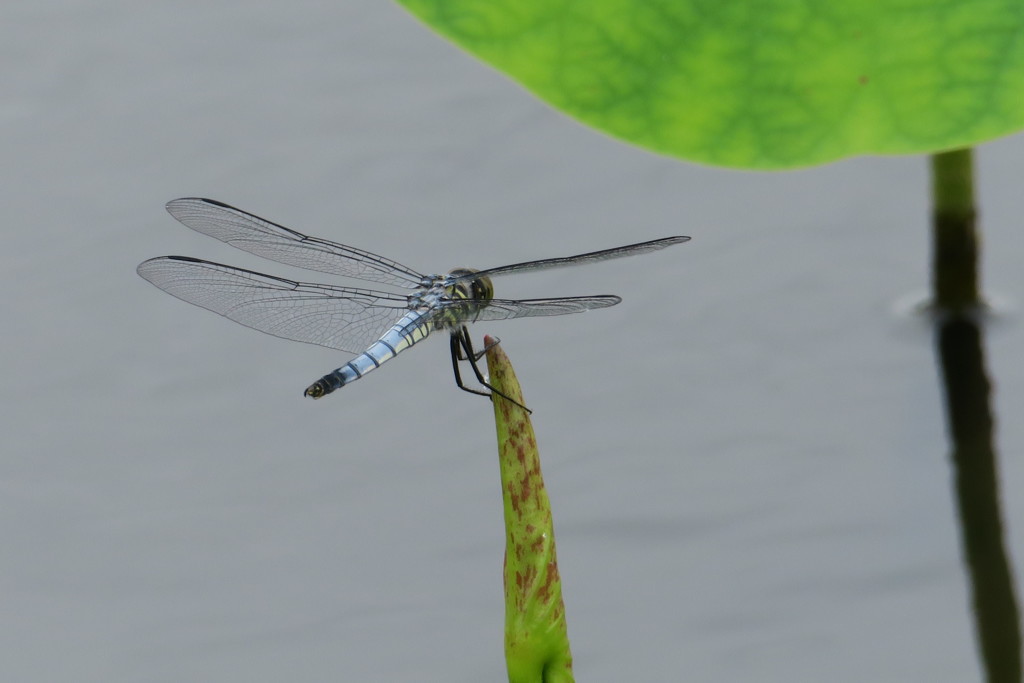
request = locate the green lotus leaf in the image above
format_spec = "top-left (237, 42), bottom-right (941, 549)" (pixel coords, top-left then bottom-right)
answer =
top-left (397, 0), bottom-right (1024, 168)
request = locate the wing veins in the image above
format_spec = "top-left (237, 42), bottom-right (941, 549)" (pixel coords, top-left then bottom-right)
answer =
top-left (165, 198), bottom-right (427, 287)
top-left (137, 256), bottom-right (411, 353)
top-left (438, 295), bottom-right (623, 323)
top-left (457, 236), bottom-right (690, 282)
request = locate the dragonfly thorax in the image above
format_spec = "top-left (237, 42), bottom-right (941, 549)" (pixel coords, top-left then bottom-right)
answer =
top-left (402, 268), bottom-right (494, 331)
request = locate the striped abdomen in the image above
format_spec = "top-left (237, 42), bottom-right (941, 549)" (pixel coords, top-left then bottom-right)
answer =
top-left (304, 310), bottom-right (435, 398)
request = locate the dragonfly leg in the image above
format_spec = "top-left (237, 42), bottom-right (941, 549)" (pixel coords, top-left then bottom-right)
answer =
top-left (475, 334), bottom-right (501, 361)
top-left (449, 332), bottom-right (491, 398)
top-left (452, 328), bottom-right (532, 413)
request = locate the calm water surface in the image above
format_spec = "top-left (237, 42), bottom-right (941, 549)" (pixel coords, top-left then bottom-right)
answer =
top-left (3, 1), bottom-right (1022, 681)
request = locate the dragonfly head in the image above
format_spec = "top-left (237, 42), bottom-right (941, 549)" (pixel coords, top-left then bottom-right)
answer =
top-left (446, 268), bottom-right (494, 302)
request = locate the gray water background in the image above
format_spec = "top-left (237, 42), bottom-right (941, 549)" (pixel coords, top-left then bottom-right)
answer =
top-left (4, 2), bottom-right (1024, 681)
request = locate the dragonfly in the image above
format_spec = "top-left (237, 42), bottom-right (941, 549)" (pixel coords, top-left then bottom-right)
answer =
top-left (137, 198), bottom-right (689, 409)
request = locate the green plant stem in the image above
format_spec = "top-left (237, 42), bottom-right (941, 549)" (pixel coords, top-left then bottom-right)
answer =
top-left (485, 336), bottom-right (574, 683)
top-left (930, 148), bottom-right (981, 312)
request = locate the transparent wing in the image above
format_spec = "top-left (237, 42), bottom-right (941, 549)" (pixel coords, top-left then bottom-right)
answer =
top-left (137, 256), bottom-right (413, 353)
top-left (455, 235), bottom-right (690, 283)
top-left (165, 198), bottom-right (427, 288)
top-left (439, 295), bottom-right (622, 323)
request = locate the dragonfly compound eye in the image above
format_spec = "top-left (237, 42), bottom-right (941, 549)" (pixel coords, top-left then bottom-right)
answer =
top-left (472, 275), bottom-right (494, 301)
